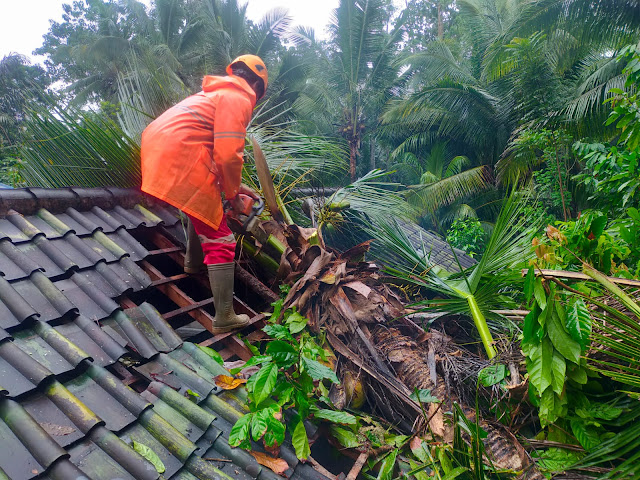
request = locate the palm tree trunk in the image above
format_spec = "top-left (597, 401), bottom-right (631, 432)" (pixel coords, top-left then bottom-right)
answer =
top-left (467, 295), bottom-right (497, 359)
top-left (370, 138), bottom-right (375, 170)
top-left (350, 141), bottom-right (357, 181)
top-left (437, 2), bottom-right (444, 40)
top-left (553, 143), bottom-right (568, 221)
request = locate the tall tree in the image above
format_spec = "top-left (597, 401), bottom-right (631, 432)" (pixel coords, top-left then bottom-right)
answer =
top-left (383, 0), bottom-right (640, 188)
top-left (295, 0), bottom-right (405, 180)
top-left (0, 54), bottom-right (51, 185)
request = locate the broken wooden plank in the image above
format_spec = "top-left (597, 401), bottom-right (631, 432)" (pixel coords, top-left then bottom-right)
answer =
top-left (522, 268), bottom-right (640, 287)
top-left (142, 260), bottom-right (217, 329)
top-left (198, 314), bottom-right (266, 347)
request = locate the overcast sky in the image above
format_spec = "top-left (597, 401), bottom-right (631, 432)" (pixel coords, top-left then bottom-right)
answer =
top-left (0, 0), bottom-right (339, 62)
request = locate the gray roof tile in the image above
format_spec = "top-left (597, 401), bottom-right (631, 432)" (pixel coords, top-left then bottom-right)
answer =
top-left (12, 329), bottom-right (76, 376)
top-left (0, 187), bottom-right (317, 480)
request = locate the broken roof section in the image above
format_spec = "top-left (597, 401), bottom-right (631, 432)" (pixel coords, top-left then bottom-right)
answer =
top-left (0, 187), bottom-right (329, 480)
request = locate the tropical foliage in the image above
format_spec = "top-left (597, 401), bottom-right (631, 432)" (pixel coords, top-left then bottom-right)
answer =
top-left (4, 0), bottom-right (640, 477)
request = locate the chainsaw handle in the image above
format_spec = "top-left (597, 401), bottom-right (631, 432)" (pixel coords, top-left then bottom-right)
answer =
top-left (242, 196), bottom-right (264, 231)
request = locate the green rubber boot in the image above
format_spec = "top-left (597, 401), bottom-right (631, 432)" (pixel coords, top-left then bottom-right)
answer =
top-left (184, 217), bottom-right (205, 274)
top-left (207, 263), bottom-right (250, 334)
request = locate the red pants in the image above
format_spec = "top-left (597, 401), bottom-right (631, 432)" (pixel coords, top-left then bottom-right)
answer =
top-left (187, 213), bottom-right (236, 264)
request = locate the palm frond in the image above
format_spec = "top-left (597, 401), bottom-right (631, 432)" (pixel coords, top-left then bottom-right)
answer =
top-left (247, 8), bottom-right (292, 58)
top-left (409, 165), bottom-right (492, 212)
top-left (467, 189), bottom-right (539, 290)
top-left (20, 97), bottom-right (140, 188)
top-left (325, 169), bottom-right (418, 222)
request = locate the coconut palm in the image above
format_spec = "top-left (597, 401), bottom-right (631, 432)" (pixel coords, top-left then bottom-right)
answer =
top-left (382, 0), bottom-right (640, 190)
top-left (294, 0), bottom-right (406, 181)
top-left (392, 141), bottom-right (493, 228)
top-left (367, 189), bottom-right (540, 359)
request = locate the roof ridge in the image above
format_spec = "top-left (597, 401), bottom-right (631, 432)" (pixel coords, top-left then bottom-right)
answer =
top-left (0, 187), bottom-right (149, 217)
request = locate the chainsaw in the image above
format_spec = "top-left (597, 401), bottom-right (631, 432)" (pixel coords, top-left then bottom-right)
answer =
top-left (224, 193), bottom-right (264, 233)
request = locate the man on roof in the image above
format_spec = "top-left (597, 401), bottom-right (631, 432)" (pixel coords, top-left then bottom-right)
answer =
top-left (140, 55), bottom-right (268, 334)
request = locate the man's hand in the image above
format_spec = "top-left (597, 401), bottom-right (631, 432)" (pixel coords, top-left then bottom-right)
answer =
top-left (231, 184), bottom-right (259, 214)
top-left (238, 183), bottom-right (259, 200)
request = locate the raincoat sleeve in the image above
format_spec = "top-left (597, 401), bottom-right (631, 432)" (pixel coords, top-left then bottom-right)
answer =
top-left (212, 91), bottom-right (252, 199)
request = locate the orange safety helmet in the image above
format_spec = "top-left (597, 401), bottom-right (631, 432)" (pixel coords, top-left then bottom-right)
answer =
top-left (226, 55), bottom-right (268, 98)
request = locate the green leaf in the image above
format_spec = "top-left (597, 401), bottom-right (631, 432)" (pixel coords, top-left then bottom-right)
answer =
top-left (301, 357), bottom-right (339, 383)
top-left (292, 420), bottom-right (311, 460)
top-left (251, 408), bottom-right (271, 441)
top-left (263, 413), bottom-right (286, 448)
top-left (285, 309), bottom-right (308, 334)
top-left (229, 413), bottom-right (253, 449)
top-left (377, 449), bottom-right (398, 480)
top-left (477, 364), bottom-right (507, 387)
top-left (539, 388), bottom-right (566, 427)
top-left (330, 426), bottom-right (361, 448)
top-left (408, 460), bottom-right (431, 480)
top-left (294, 388), bottom-right (312, 418)
top-left (527, 337), bottom-right (554, 393)
top-left (132, 441), bottom-right (165, 473)
top-left (263, 324), bottom-right (295, 342)
top-left (548, 306), bottom-right (581, 364)
top-left (410, 388), bottom-right (441, 403)
top-left (443, 467), bottom-right (469, 480)
top-left (250, 363), bottom-right (279, 406)
top-left (186, 389), bottom-right (200, 399)
top-left (575, 403), bottom-right (623, 421)
top-left (570, 419), bottom-right (601, 451)
top-left (567, 365), bottom-right (588, 384)
top-left (566, 298), bottom-right (592, 350)
top-left (273, 382), bottom-right (295, 406)
top-left (265, 340), bottom-right (298, 368)
top-left (269, 298), bottom-right (284, 322)
top-left (313, 409), bottom-right (357, 425)
top-left (534, 278), bottom-right (547, 309)
top-left (410, 439), bottom-right (430, 463)
top-left (197, 345), bottom-right (224, 365)
top-left (230, 355), bottom-right (273, 375)
top-left (550, 350), bottom-right (567, 396)
top-left (523, 305), bottom-right (542, 345)
top-left (524, 266), bottom-right (535, 304)
top-left (533, 448), bottom-right (583, 473)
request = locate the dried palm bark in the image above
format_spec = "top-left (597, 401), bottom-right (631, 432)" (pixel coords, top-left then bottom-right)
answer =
top-left (241, 224), bottom-right (543, 477)
top-left (374, 328), bottom-right (544, 479)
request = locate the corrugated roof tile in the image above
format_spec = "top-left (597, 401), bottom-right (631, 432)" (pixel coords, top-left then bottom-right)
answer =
top-left (21, 392), bottom-right (86, 447)
top-left (0, 217), bottom-right (31, 242)
top-left (86, 425), bottom-right (159, 479)
top-left (63, 373), bottom-right (136, 432)
top-left (105, 227), bottom-right (150, 260)
top-left (0, 238), bottom-right (41, 280)
top-left (120, 422), bottom-right (185, 478)
top-left (0, 187), bottom-right (332, 480)
top-left (126, 302), bottom-right (183, 353)
top-left (33, 319), bottom-right (99, 366)
top-left (149, 204), bottom-right (181, 226)
top-left (71, 315), bottom-right (128, 363)
top-left (12, 329), bottom-right (76, 376)
top-left (0, 402), bottom-right (46, 478)
top-left (102, 310), bottom-right (159, 358)
top-left (55, 272), bottom-right (119, 320)
top-left (0, 276), bottom-right (38, 328)
top-left (67, 437), bottom-right (140, 480)
top-left (0, 399), bottom-right (80, 478)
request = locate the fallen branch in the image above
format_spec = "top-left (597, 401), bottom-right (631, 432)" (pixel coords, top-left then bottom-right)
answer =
top-left (308, 456), bottom-right (338, 480)
top-left (521, 268), bottom-right (640, 287)
top-left (346, 451), bottom-right (369, 480)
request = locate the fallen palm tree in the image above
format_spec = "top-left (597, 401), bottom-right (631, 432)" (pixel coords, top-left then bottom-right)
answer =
top-left (231, 205), bottom-right (545, 478)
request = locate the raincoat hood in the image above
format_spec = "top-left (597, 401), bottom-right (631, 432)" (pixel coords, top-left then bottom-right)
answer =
top-left (202, 75), bottom-right (257, 106)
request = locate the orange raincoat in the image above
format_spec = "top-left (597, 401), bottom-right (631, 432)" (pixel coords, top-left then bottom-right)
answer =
top-left (141, 75), bottom-right (257, 229)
